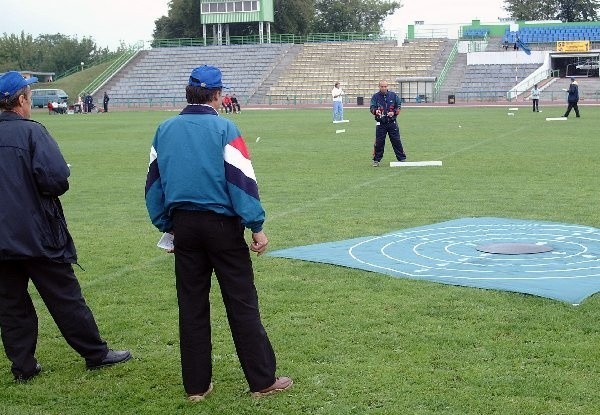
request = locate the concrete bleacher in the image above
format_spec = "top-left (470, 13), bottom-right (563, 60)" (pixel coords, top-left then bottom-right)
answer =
top-left (98, 43), bottom-right (294, 106)
top-left (266, 39), bottom-right (446, 103)
top-left (533, 76), bottom-right (600, 102)
top-left (457, 63), bottom-right (541, 99)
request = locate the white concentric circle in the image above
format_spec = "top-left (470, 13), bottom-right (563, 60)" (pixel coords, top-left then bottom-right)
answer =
top-left (348, 222), bottom-right (600, 281)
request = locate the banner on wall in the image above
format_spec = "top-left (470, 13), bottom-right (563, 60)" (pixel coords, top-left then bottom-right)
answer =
top-left (556, 40), bottom-right (590, 52)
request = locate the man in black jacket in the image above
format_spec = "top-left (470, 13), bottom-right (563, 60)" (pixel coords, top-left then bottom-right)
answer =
top-left (0, 71), bottom-right (131, 382)
top-left (563, 77), bottom-right (580, 118)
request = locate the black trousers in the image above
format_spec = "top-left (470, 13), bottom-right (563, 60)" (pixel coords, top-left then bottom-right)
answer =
top-left (532, 99), bottom-right (539, 111)
top-left (172, 210), bottom-right (276, 394)
top-left (373, 121), bottom-right (406, 162)
top-left (0, 260), bottom-right (108, 378)
top-left (564, 101), bottom-right (580, 117)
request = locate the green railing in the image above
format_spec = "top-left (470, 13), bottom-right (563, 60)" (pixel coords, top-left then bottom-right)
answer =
top-left (433, 40), bottom-right (458, 102)
top-left (55, 54), bottom-right (125, 81)
top-left (151, 32), bottom-right (394, 48)
top-left (78, 42), bottom-right (144, 96)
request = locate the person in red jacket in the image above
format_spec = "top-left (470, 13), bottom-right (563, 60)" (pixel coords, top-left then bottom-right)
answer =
top-left (221, 93), bottom-right (233, 113)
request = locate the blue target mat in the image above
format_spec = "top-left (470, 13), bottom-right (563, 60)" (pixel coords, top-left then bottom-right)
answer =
top-left (269, 217), bottom-right (600, 305)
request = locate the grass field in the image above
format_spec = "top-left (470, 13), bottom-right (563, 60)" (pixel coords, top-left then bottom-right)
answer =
top-left (1, 105), bottom-right (599, 414)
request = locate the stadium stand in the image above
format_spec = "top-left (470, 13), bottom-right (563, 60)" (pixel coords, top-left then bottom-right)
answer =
top-left (457, 63), bottom-right (541, 99)
top-left (97, 43), bottom-right (294, 106)
top-left (266, 39), bottom-right (446, 104)
top-left (86, 20), bottom-right (600, 107)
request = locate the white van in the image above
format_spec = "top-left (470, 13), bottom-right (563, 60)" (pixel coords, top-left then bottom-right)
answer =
top-left (31, 89), bottom-right (69, 108)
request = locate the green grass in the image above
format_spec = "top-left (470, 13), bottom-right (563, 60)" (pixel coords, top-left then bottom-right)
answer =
top-left (2, 106), bottom-right (599, 414)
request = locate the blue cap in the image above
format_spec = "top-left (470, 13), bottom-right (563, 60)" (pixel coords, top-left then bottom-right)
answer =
top-left (188, 65), bottom-right (225, 89)
top-left (0, 71), bottom-right (38, 98)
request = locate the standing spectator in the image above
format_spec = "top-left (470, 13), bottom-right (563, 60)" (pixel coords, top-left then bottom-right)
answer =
top-left (563, 77), bottom-right (580, 118)
top-left (145, 65), bottom-right (292, 400)
top-left (369, 80), bottom-right (406, 167)
top-left (531, 84), bottom-right (540, 112)
top-left (103, 92), bottom-right (110, 113)
top-left (231, 93), bottom-right (241, 113)
top-left (0, 71), bottom-right (131, 383)
top-left (76, 96), bottom-right (83, 113)
top-left (331, 82), bottom-right (344, 122)
top-left (85, 94), bottom-right (93, 113)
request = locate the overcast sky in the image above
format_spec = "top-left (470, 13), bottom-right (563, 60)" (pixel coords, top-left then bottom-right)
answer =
top-left (2, 0), bottom-right (506, 50)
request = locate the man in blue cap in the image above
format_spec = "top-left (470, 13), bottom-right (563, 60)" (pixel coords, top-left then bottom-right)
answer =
top-left (145, 65), bottom-right (292, 400)
top-left (0, 71), bottom-right (131, 382)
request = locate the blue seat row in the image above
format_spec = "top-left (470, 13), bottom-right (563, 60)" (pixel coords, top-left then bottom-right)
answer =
top-left (503, 26), bottom-right (600, 43)
top-left (463, 28), bottom-right (489, 38)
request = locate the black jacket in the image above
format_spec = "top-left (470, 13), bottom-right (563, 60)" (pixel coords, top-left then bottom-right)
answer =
top-left (0, 111), bottom-right (77, 263)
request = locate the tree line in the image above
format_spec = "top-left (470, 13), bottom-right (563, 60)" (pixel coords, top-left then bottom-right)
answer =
top-left (153, 0), bottom-right (599, 40)
top-left (153, 0), bottom-right (402, 39)
top-left (0, 32), bottom-right (119, 74)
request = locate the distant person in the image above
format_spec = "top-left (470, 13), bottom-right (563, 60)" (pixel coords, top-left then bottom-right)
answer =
top-left (531, 84), bottom-right (540, 112)
top-left (563, 77), bottom-right (580, 118)
top-left (331, 82), bottom-right (344, 122)
top-left (47, 100), bottom-right (53, 114)
top-left (145, 65), bottom-right (292, 400)
top-left (231, 93), bottom-right (241, 113)
top-left (51, 101), bottom-right (65, 114)
top-left (221, 93), bottom-right (232, 113)
top-left (103, 92), bottom-right (110, 113)
top-left (369, 80), bottom-right (406, 167)
top-left (503, 40), bottom-right (509, 50)
top-left (0, 71), bottom-right (131, 383)
top-left (85, 94), bottom-right (93, 113)
top-left (76, 96), bottom-right (83, 113)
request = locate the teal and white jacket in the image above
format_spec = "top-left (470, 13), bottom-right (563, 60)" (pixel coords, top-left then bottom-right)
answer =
top-left (145, 104), bottom-right (264, 233)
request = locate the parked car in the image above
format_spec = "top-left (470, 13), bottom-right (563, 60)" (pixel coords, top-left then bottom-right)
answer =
top-left (31, 88), bottom-right (69, 108)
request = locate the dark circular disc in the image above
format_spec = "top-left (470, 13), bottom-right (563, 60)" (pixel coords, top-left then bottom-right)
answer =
top-left (475, 243), bottom-right (553, 255)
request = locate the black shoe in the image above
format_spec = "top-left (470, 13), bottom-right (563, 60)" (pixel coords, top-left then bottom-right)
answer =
top-left (14, 363), bottom-right (42, 383)
top-left (86, 350), bottom-right (132, 370)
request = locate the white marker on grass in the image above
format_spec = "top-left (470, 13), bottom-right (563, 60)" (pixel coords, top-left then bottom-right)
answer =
top-left (390, 161), bottom-right (442, 167)
top-left (256, 136), bottom-right (261, 142)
